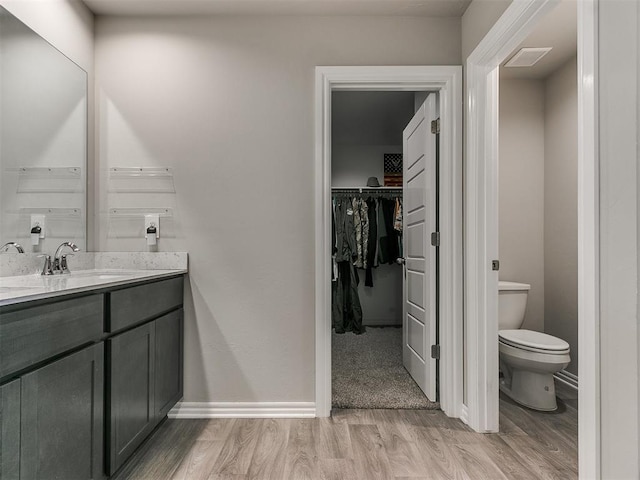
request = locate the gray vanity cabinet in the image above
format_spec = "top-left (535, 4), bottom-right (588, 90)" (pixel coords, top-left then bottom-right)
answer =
top-left (20, 343), bottom-right (104, 480)
top-left (0, 379), bottom-right (20, 480)
top-left (106, 276), bottom-right (184, 476)
top-left (107, 306), bottom-right (184, 475)
top-left (0, 273), bottom-right (184, 479)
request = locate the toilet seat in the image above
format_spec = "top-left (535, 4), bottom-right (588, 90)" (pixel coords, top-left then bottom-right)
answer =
top-left (499, 329), bottom-right (570, 354)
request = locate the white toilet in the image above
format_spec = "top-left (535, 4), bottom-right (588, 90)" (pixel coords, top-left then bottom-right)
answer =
top-left (498, 281), bottom-right (570, 411)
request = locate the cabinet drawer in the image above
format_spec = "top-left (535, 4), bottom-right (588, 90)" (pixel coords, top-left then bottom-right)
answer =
top-left (109, 276), bottom-right (183, 332)
top-left (0, 295), bottom-right (104, 379)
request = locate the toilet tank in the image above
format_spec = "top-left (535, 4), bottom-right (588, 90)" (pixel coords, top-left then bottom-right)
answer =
top-left (498, 281), bottom-right (531, 330)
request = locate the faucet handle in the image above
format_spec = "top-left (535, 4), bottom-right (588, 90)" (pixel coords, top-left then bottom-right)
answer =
top-left (60, 254), bottom-right (74, 274)
top-left (38, 254), bottom-right (53, 276)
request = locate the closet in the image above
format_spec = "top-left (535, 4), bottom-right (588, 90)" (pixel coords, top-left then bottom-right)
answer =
top-left (330, 90), bottom-right (438, 410)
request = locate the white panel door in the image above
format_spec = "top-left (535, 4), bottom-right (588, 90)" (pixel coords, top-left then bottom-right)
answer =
top-left (402, 94), bottom-right (437, 401)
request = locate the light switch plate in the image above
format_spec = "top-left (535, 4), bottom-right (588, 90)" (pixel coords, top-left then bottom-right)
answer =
top-left (145, 214), bottom-right (160, 239)
top-left (31, 214), bottom-right (45, 238)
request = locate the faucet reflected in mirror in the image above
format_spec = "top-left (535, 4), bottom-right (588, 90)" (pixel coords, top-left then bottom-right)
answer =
top-left (38, 242), bottom-right (80, 275)
top-left (1, 242), bottom-right (24, 253)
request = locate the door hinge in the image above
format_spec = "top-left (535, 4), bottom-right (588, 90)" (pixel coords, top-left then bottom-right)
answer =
top-left (431, 232), bottom-right (440, 247)
top-left (431, 118), bottom-right (440, 134)
top-left (431, 344), bottom-right (440, 360)
top-left (492, 260), bottom-right (500, 271)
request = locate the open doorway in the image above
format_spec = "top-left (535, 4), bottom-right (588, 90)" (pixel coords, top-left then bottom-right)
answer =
top-left (465, 0), bottom-right (596, 475)
top-left (329, 90), bottom-right (438, 410)
top-left (497, 0), bottom-right (578, 409)
top-left (314, 66), bottom-right (463, 419)
top-left (495, 1), bottom-right (578, 474)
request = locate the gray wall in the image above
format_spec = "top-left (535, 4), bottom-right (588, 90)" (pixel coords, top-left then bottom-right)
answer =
top-left (543, 57), bottom-right (578, 375)
top-left (498, 77), bottom-right (545, 332)
top-left (331, 91), bottom-right (415, 326)
top-left (95, 15), bottom-right (461, 403)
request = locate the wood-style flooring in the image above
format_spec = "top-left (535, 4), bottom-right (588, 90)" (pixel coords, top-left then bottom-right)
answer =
top-left (113, 385), bottom-right (577, 480)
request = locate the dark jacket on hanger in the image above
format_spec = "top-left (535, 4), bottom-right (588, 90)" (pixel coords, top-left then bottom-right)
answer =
top-left (365, 197), bottom-right (377, 287)
top-left (381, 198), bottom-right (400, 264)
top-left (332, 196), bottom-right (364, 334)
top-left (333, 197), bottom-right (357, 264)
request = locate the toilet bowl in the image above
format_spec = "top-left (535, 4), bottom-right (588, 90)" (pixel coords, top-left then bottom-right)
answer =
top-left (498, 281), bottom-right (571, 411)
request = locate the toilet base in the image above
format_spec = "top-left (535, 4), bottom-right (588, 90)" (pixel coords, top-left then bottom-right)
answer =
top-left (500, 368), bottom-right (558, 411)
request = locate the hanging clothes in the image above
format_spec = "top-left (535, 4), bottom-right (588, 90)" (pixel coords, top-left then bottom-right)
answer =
top-left (381, 198), bottom-right (400, 264)
top-left (394, 197), bottom-right (403, 232)
top-left (332, 196), bottom-right (364, 334)
top-left (330, 190), bottom-right (403, 333)
top-left (334, 197), bottom-right (357, 264)
top-left (351, 197), bottom-right (369, 269)
top-left (376, 197), bottom-right (388, 265)
top-left (365, 197), bottom-right (377, 287)
top-left (394, 197), bottom-right (403, 259)
top-left (332, 261), bottom-right (364, 334)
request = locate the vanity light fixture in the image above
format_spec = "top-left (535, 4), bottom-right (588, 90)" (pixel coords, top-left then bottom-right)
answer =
top-left (504, 47), bottom-right (553, 67)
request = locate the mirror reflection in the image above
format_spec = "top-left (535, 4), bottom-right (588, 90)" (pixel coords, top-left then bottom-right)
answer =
top-left (0, 6), bottom-right (87, 253)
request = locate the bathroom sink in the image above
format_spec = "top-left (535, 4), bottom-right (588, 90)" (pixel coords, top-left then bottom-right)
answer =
top-left (0, 286), bottom-right (39, 293)
top-left (68, 270), bottom-right (136, 280)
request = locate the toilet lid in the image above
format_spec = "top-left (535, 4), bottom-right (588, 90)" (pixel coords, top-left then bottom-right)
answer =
top-left (499, 329), bottom-right (570, 353)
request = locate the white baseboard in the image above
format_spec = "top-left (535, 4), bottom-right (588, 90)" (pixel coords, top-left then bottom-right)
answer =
top-left (554, 369), bottom-right (578, 390)
top-left (168, 402), bottom-right (316, 419)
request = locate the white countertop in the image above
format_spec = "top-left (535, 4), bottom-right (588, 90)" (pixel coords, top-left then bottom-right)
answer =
top-left (0, 268), bottom-right (187, 307)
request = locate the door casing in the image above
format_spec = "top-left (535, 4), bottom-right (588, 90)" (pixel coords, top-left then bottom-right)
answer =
top-left (314, 66), bottom-right (463, 418)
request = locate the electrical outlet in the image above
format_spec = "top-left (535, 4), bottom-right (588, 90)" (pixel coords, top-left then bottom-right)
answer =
top-left (31, 214), bottom-right (45, 238)
top-left (145, 214), bottom-right (160, 239)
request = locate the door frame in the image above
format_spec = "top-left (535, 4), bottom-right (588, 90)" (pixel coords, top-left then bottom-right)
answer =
top-left (464, 0), bottom-right (599, 477)
top-left (314, 66), bottom-right (463, 418)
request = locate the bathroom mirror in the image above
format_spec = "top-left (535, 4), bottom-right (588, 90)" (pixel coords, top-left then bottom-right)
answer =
top-left (0, 6), bottom-right (87, 253)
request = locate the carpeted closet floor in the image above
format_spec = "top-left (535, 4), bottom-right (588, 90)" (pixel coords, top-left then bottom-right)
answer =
top-left (332, 326), bottom-right (439, 410)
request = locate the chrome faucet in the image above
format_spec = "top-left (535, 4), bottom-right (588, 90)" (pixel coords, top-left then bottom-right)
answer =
top-left (1, 242), bottom-right (24, 253)
top-left (53, 242), bottom-right (79, 274)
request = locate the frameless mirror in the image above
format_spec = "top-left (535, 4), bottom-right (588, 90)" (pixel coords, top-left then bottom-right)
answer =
top-left (0, 6), bottom-right (87, 253)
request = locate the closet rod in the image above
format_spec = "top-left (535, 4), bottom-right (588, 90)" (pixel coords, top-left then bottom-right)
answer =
top-left (331, 187), bottom-right (403, 194)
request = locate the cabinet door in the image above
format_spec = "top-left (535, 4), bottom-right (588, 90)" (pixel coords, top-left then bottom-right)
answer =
top-left (0, 379), bottom-right (20, 480)
top-left (107, 322), bottom-right (155, 475)
top-left (155, 309), bottom-right (184, 420)
top-left (21, 343), bottom-right (104, 480)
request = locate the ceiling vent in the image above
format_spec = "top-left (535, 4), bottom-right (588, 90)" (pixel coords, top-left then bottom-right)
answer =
top-left (504, 47), bottom-right (553, 67)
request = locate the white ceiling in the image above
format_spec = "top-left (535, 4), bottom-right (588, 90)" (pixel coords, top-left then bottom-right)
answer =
top-left (500, 0), bottom-right (577, 80)
top-left (82, 0), bottom-right (471, 17)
